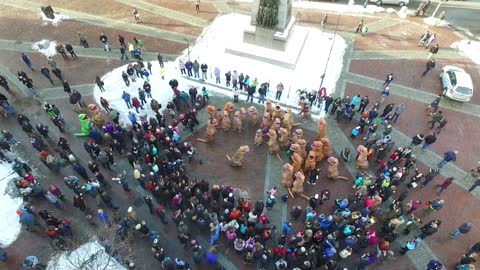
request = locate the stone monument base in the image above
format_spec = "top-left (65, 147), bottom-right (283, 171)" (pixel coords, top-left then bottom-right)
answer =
top-left (225, 17), bottom-right (308, 70)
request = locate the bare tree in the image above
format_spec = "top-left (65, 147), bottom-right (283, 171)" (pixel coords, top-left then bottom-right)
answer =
top-left (48, 222), bottom-right (136, 270)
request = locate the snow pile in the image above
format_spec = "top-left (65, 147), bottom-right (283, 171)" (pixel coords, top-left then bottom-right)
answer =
top-left (451, 40), bottom-right (480, 65)
top-left (395, 6), bottom-right (416, 18)
top-left (32, 39), bottom-right (58, 58)
top-left (94, 62), bottom-right (175, 126)
top-left (179, 14), bottom-right (346, 109)
top-left (47, 241), bottom-right (127, 270)
top-left (424, 16), bottom-right (448, 27)
top-left (40, 12), bottom-right (70, 26)
top-left (0, 162), bottom-right (23, 247)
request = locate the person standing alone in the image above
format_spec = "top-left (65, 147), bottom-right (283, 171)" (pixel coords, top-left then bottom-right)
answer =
top-left (132, 8), bottom-right (140, 23)
top-left (422, 59), bottom-right (436, 77)
top-left (195, 0), bottom-right (200, 14)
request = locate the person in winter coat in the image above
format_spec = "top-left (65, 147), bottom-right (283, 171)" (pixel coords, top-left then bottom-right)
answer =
top-left (21, 53), bottom-right (34, 70)
top-left (138, 88), bottom-right (147, 106)
top-left (143, 81), bottom-right (152, 98)
top-left (422, 132), bottom-right (436, 151)
top-left (450, 223), bottom-right (473, 239)
top-left (179, 59), bottom-right (186, 75)
top-left (225, 71), bottom-right (231, 87)
top-left (192, 60), bottom-right (200, 78)
top-left (99, 33), bottom-right (111, 51)
top-left (246, 85), bottom-right (255, 103)
top-left (0, 75), bottom-right (12, 94)
top-left (428, 44), bottom-right (439, 60)
top-left (52, 67), bottom-right (63, 81)
top-left (435, 177), bottom-right (454, 195)
top-left (422, 59), bottom-right (436, 77)
top-left (97, 209), bottom-right (111, 226)
top-left (214, 67), bottom-right (221, 84)
top-left (122, 71), bottom-right (130, 86)
top-left (17, 209), bottom-right (36, 230)
top-left (410, 133), bottom-right (424, 147)
top-left (392, 104), bottom-right (405, 123)
top-left (429, 111), bottom-right (443, 129)
top-left (421, 168), bottom-right (440, 187)
top-left (399, 239), bottom-right (420, 255)
top-left (381, 103), bottom-right (394, 118)
top-left (128, 111), bottom-right (138, 125)
top-left (62, 80), bottom-right (71, 94)
top-left (95, 76), bottom-right (105, 92)
top-left (200, 63), bottom-right (208, 80)
top-left (122, 91), bottom-right (132, 108)
top-left (185, 60), bottom-right (193, 77)
top-left (65, 43), bottom-right (77, 59)
top-left (189, 87), bottom-right (198, 105)
top-left (350, 95), bottom-right (361, 110)
top-left (438, 150), bottom-right (458, 168)
top-left (40, 67), bottom-right (54, 85)
top-left (132, 97), bottom-right (143, 113)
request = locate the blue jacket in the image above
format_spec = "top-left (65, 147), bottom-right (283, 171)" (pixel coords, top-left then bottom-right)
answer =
top-left (283, 221), bottom-right (292, 235)
top-left (128, 113), bottom-right (137, 124)
top-left (19, 211), bottom-right (35, 225)
top-left (97, 212), bottom-right (111, 224)
top-left (122, 93), bottom-right (131, 102)
top-left (21, 54), bottom-right (31, 65)
top-left (443, 151), bottom-right (456, 162)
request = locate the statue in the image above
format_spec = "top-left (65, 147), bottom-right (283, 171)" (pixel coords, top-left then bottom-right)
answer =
top-left (226, 145), bottom-right (250, 167)
top-left (256, 0), bottom-right (279, 28)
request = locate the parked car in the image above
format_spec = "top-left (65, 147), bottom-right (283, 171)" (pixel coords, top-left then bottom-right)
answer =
top-left (370, 0), bottom-right (409, 6)
top-left (440, 65), bottom-right (474, 102)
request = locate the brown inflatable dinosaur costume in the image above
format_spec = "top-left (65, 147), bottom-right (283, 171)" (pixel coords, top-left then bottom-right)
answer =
top-left (356, 145), bottom-right (369, 170)
top-left (226, 145), bottom-right (250, 167)
top-left (327, 156), bottom-right (349, 180)
top-left (281, 163), bottom-right (294, 188)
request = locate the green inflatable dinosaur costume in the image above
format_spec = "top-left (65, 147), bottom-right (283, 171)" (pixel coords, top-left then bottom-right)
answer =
top-left (74, 113), bottom-right (92, 137)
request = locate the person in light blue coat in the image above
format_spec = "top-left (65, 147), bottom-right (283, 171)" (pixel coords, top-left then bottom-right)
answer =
top-left (122, 91), bottom-right (132, 109)
top-left (97, 209), bottom-right (111, 226)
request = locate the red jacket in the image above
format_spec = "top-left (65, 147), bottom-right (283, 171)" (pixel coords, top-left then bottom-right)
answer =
top-left (132, 97), bottom-right (141, 108)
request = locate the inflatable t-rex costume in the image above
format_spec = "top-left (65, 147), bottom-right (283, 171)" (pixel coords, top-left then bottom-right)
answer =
top-left (197, 118), bottom-right (218, 143)
top-left (74, 113), bottom-right (93, 137)
top-left (271, 118), bottom-right (281, 132)
top-left (267, 129), bottom-right (283, 162)
top-left (206, 105), bottom-right (216, 119)
top-left (281, 163), bottom-right (294, 188)
top-left (264, 99), bottom-right (273, 115)
top-left (247, 106), bottom-right (259, 126)
top-left (320, 137), bottom-right (333, 157)
top-left (232, 111), bottom-right (242, 132)
top-left (291, 152), bottom-right (304, 173)
top-left (296, 139), bottom-right (308, 159)
top-left (311, 141), bottom-right (325, 162)
top-left (283, 109), bottom-right (293, 133)
top-left (356, 145), bottom-right (369, 170)
top-left (88, 104), bottom-right (105, 127)
top-left (289, 171), bottom-right (309, 200)
top-left (260, 112), bottom-right (272, 131)
top-left (316, 118), bottom-right (327, 140)
top-left (304, 151), bottom-right (317, 173)
top-left (278, 127), bottom-right (289, 150)
top-left (226, 145), bottom-right (250, 167)
top-left (222, 111), bottom-right (231, 131)
top-left (327, 156), bottom-right (349, 180)
top-left (271, 104), bottom-right (283, 121)
top-left (254, 129), bottom-right (264, 147)
top-left (291, 129), bottom-right (303, 145)
top-left (223, 102), bottom-right (234, 114)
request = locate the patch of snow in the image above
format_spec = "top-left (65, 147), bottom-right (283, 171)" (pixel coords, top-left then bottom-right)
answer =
top-left (96, 13), bottom-right (345, 124)
top-left (94, 61), bottom-right (175, 127)
top-left (0, 162), bottom-right (23, 247)
top-left (395, 6), bottom-right (416, 18)
top-left (32, 39), bottom-right (58, 58)
top-left (451, 40), bottom-right (480, 65)
top-left (47, 241), bottom-right (127, 270)
top-left (180, 14), bottom-right (346, 110)
top-left (424, 16), bottom-right (448, 27)
top-left (40, 12), bottom-right (70, 26)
